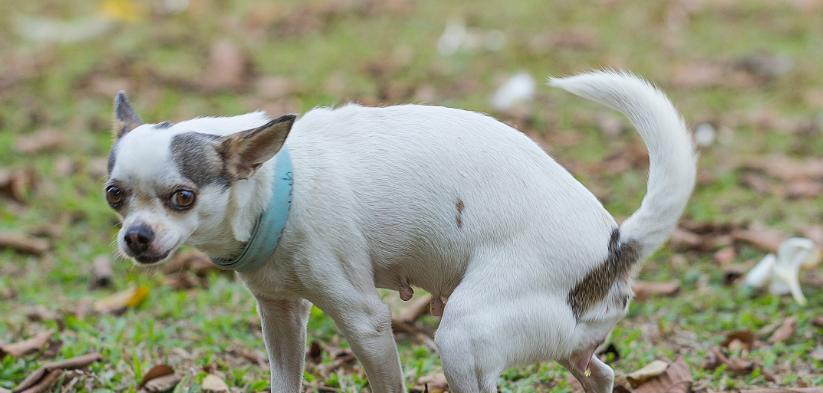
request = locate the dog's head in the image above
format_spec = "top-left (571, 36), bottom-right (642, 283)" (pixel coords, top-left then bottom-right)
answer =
top-left (105, 91), bottom-right (295, 265)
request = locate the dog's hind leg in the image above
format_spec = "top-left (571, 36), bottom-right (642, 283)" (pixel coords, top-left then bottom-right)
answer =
top-left (435, 307), bottom-right (503, 393)
top-left (559, 355), bottom-right (614, 393)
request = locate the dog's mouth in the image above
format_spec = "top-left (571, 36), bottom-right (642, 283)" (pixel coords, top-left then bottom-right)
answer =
top-left (133, 250), bottom-right (171, 265)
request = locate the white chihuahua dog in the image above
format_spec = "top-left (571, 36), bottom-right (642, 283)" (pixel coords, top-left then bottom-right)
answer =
top-left (105, 71), bottom-right (696, 393)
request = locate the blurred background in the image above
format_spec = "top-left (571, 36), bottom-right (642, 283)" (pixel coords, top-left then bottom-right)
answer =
top-left (1, 0), bottom-right (821, 392)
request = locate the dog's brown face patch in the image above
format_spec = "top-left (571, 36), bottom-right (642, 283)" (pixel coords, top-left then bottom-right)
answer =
top-left (170, 132), bottom-right (229, 188)
top-left (567, 229), bottom-right (640, 320)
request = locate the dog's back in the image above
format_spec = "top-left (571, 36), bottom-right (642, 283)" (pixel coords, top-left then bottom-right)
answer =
top-left (287, 103), bottom-right (617, 297)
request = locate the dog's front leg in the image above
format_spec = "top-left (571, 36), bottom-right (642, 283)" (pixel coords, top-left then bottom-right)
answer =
top-left (315, 291), bottom-right (405, 393)
top-left (257, 297), bottom-right (312, 393)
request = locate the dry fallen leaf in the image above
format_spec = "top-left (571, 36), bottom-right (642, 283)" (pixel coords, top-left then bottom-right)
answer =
top-left (739, 389), bottom-right (823, 393)
top-left (0, 232), bottom-right (50, 255)
top-left (627, 360), bottom-right (669, 387)
top-left (768, 317), bottom-right (796, 344)
top-left (801, 226), bottom-right (823, 247)
top-left (721, 330), bottom-right (757, 352)
top-left (813, 316), bottom-right (823, 328)
top-left (713, 247), bottom-right (736, 265)
top-left (0, 331), bottom-right (53, 358)
top-left (786, 179), bottom-right (823, 199)
top-left (632, 281), bottom-right (680, 300)
top-left (14, 352), bottom-right (101, 392)
top-left (227, 347), bottom-right (266, 366)
top-left (705, 347), bottom-right (753, 375)
top-left (746, 156), bottom-right (823, 181)
top-left (93, 286), bottom-right (149, 314)
top-left (203, 40), bottom-right (248, 91)
top-left (311, 344), bottom-right (357, 377)
top-left (202, 374), bottom-right (229, 392)
top-left (139, 364), bottom-right (180, 393)
top-left (633, 357), bottom-right (692, 393)
top-left (415, 373), bottom-right (448, 393)
top-left (14, 129), bottom-right (66, 154)
top-left (733, 227), bottom-right (787, 253)
top-left (0, 167), bottom-right (35, 202)
top-left (24, 306), bottom-right (58, 322)
top-left (90, 255), bottom-right (113, 289)
top-left (393, 294), bottom-right (432, 325)
top-left (161, 250), bottom-right (218, 276)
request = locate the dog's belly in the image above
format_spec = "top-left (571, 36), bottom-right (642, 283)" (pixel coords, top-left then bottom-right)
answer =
top-left (289, 104), bottom-right (618, 300)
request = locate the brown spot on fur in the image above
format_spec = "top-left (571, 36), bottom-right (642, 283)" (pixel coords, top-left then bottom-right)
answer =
top-left (455, 199), bottom-right (465, 229)
top-left (567, 229), bottom-right (640, 320)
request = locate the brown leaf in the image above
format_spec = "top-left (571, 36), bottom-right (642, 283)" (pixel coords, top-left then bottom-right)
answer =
top-left (90, 256), bottom-right (113, 289)
top-left (671, 62), bottom-right (757, 89)
top-left (161, 250), bottom-right (218, 276)
top-left (800, 226), bottom-right (823, 247)
top-left (813, 316), bottom-right (823, 328)
top-left (0, 167), bottom-right (36, 202)
top-left (632, 281), bottom-right (680, 300)
top-left (24, 306), bottom-right (58, 322)
top-left (739, 389), bottom-right (823, 393)
top-left (203, 40), bottom-right (249, 91)
top-left (633, 357), bottom-right (692, 393)
top-left (734, 53), bottom-right (794, 80)
top-left (745, 157), bottom-right (823, 181)
top-left (0, 232), bottom-right (50, 255)
top-left (416, 373), bottom-right (448, 393)
top-left (670, 227), bottom-right (703, 250)
top-left (786, 179), bottom-right (823, 199)
top-left (627, 360), bottom-right (669, 387)
top-left (0, 331), bottom-right (53, 358)
top-left (733, 226), bottom-right (787, 253)
top-left (201, 374), bottom-right (229, 392)
top-left (14, 129), bottom-right (66, 154)
top-left (255, 76), bottom-right (293, 100)
top-left (14, 352), bottom-right (101, 392)
top-left (227, 347), bottom-right (266, 366)
top-left (15, 369), bottom-right (63, 393)
top-left (740, 173), bottom-right (778, 197)
top-left (93, 286), bottom-right (149, 314)
top-left (393, 294), bottom-right (432, 325)
top-left (705, 347), bottom-right (753, 375)
top-left (138, 364), bottom-right (178, 392)
top-left (768, 317), bottom-right (796, 344)
top-left (721, 330), bottom-right (757, 351)
top-left (713, 247), bottom-right (736, 265)
top-left (140, 374), bottom-right (180, 393)
top-left (723, 264), bottom-right (748, 285)
top-left (528, 29), bottom-right (595, 54)
top-left (312, 345), bottom-right (356, 377)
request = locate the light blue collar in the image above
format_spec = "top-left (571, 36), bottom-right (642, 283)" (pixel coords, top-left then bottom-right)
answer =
top-left (210, 148), bottom-right (293, 272)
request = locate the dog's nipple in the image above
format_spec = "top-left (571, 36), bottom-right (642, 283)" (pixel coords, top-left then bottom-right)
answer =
top-left (399, 279), bottom-right (414, 301)
top-left (430, 296), bottom-right (446, 317)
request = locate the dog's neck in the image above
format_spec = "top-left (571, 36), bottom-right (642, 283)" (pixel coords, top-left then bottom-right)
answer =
top-left (192, 161), bottom-right (275, 260)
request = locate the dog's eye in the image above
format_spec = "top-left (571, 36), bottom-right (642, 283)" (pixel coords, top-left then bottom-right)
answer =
top-left (105, 186), bottom-right (125, 207)
top-left (170, 189), bottom-right (196, 210)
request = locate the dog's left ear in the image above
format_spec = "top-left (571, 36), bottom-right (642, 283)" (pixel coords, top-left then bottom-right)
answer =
top-left (113, 90), bottom-right (142, 138)
top-left (216, 114), bottom-right (296, 180)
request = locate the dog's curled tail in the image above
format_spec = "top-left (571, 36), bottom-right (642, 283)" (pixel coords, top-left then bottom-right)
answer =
top-left (549, 70), bottom-right (696, 259)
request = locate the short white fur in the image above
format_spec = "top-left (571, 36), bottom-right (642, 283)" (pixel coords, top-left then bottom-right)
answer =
top-left (108, 71), bottom-right (696, 393)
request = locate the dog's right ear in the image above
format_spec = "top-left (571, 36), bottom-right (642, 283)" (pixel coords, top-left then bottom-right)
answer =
top-left (113, 90), bottom-right (142, 139)
top-left (216, 114), bottom-right (296, 181)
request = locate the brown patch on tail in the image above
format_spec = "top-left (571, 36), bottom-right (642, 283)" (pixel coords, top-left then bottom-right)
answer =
top-left (567, 229), bottom-right (640, 320)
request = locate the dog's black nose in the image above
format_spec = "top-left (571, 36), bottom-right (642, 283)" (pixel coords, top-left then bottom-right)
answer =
top-left (124, 224), bottom-right (154, 254)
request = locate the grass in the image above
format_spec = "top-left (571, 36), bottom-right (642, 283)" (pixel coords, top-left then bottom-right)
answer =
top-left (1, 0), bottom-right (822, 391)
